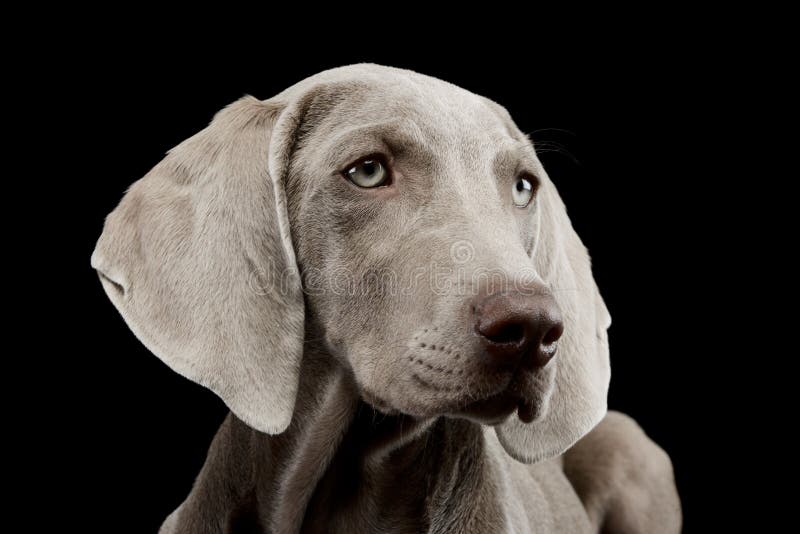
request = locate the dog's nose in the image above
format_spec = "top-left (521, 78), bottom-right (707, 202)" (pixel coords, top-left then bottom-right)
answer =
top-left (474, 291), bottom-right (564, 370)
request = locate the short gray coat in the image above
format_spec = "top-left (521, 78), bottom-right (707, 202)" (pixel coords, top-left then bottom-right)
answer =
top-left (92, 64), bottom-right (681, 533)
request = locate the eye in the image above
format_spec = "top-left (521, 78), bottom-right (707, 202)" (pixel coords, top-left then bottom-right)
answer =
top-left (343, 156), bottom-right (391, 188)
top-left (512, 174), bottom-right (537, 208)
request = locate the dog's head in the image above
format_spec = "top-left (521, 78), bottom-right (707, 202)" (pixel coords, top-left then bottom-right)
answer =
top-left (92, 64), bottom-right (611, 463)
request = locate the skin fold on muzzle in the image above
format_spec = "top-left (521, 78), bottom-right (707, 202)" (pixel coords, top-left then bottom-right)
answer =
top-left (92, 64), bottom-right (682, 533)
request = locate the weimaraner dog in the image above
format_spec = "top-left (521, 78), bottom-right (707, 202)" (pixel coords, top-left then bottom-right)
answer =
top-left (92, 64), bottom-right (681, 533)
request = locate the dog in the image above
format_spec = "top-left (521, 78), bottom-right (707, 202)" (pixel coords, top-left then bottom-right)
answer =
top-left (92, 64), bottom-right (681, 533)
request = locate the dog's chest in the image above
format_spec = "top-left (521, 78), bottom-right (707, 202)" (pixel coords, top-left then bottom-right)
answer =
top-left (294, 421), bottom-right (587, 534)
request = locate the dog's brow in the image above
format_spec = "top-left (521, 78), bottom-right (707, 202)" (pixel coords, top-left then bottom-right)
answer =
top-left (501, 138), bottom-right (534, 153)
top-left (323, 121), bottom-right (433, 168)
top-left (492, 140), bottom-right (539, 178)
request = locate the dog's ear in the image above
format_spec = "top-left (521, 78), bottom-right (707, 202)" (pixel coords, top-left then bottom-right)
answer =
top-left (495, 170), bottom-right (612, 463)
top-left (91, 95), bottom-right (310, 435)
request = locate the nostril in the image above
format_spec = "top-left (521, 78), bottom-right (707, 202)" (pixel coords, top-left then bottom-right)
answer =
top-left (484, 322), bottom-right (526, 345)
top-left (541, 322), bottom-right (564, 346)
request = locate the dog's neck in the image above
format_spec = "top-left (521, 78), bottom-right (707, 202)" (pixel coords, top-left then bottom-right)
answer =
top-left (259, 346), bottom-right (505, 534)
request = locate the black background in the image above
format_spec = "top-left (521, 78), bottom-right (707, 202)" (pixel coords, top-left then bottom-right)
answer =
top-left (46, 30), bottom-right (767, 532)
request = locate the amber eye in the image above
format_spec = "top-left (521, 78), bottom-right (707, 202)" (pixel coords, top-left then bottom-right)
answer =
top-left (512, 175), bottom-right (536, 207)
top-left (343, 157), bottom-right (390, 188)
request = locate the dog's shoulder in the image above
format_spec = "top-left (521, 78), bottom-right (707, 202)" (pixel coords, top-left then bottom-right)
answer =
top-left (562, 411), bottom-right (682, 533)
top-left (481, 428), bottom-right (593, 533)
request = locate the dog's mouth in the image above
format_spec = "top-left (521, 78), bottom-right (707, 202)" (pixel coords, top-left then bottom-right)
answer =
top-left (406, 364), bottom-right (548, 425)
top-left (456, 391), bottom-right (538, 425)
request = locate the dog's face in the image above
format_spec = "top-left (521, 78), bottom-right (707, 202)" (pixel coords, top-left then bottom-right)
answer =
top-left (287, 78), bottom-right (556, 425)
top-left (93, 64), bottom-right (611, 463)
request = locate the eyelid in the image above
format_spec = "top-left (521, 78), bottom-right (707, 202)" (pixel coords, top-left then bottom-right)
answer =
top-left (330, 138), bottom-right (393, 173)
top-left (340, 153), bottom-right (391, 175)
top-left (516, 172), bottom-right (540, 208)
top-left (518, 170), bottom-right (540, 187)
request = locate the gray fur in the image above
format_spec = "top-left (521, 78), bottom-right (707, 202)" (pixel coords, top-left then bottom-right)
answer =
top-left (92, 64), bottom-right (681, 533)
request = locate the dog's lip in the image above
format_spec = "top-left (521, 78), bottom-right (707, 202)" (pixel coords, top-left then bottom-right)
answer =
top-left (410, 372), bottom-right (537, 424)
top-left (516, 398), bottom-right (537, 423)
top-left (458, 391), bottom-right (536, 425)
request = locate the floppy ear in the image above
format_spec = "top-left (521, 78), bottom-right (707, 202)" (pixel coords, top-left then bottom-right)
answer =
top-left (496, 173), bottom-right (612, 463)
top-left (91, 95), bottom-right (308, 435)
